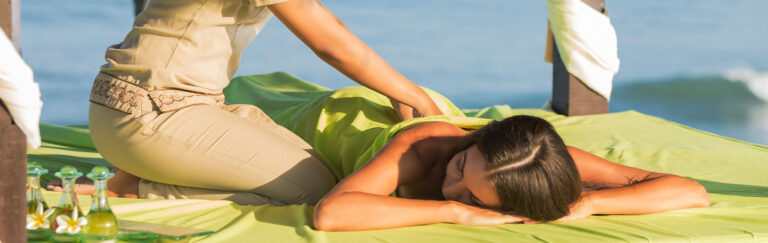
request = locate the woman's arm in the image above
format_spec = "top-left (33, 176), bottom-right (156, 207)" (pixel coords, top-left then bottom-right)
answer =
top-left (268, 0), bottom-right (442, 118)
top-left (559, 146), bottom-right (710, 221)
top-left (314, 122), bottom-right (525, 231)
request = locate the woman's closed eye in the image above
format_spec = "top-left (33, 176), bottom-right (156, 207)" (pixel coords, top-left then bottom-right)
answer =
top-left (457, 151), bottom-right (467, 177)
top-left (456, 151), bottom-right (484, 207)
top-left (468, 193), bottom-right (483, 207)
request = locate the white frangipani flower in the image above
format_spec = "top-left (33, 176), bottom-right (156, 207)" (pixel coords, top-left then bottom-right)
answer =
top-left (26, 203), bottom-right (55, 230)
top-left (55, 209), bottom-right (88, 234)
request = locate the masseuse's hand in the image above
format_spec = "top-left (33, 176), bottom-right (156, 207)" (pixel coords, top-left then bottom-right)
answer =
top-left (390, 99), bottom-right (415, 120)
top-left (452, 202), bottom-right (526, 226)
top-left (390, 99), bottom-right (443, 121)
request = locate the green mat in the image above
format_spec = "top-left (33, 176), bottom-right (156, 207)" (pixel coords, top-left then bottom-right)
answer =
top-left (31, 72), bottom-right (768, 242)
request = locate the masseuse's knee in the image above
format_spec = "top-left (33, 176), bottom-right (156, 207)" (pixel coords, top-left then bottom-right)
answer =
top-left (257, 155), bottom-right (336, 205)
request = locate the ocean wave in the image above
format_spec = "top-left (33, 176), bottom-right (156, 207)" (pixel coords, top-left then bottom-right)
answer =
top-left (725, 68), bottom-right (768, 102)
top-left (614, 70), bottom-right (767, 104)
top-left (611, 69), bottom-right (768, 146)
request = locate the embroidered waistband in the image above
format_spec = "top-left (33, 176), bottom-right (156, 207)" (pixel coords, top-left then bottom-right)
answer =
top-left (89, 72), bottom-right (225, 115)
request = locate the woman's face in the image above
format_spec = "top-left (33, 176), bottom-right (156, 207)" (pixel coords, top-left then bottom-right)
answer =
top-left (442, 145), bottom-right (501, 209)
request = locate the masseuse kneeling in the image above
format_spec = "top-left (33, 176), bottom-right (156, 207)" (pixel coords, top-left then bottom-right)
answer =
top-left (84, 0), bottom-right (443, 205)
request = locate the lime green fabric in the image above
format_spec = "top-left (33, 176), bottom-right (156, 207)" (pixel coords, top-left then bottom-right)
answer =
top-left (225, 72), bottom-right (474, 180)
top-left (31, 72), bottom-right (768, 242)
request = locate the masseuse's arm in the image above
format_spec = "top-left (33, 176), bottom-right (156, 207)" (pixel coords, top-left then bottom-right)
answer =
top-left (268, 0), bottom-right (442, 118)
top-left (558, 146), bottom-right (710, 222)
top-left (314, 122), bottom-right (524, 231)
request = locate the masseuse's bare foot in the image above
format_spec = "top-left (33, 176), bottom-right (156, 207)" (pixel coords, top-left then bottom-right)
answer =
top-left (45, 168), bottom-right (140, 198)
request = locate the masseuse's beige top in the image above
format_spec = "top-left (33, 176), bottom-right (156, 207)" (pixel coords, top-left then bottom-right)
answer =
top-left (91, 0), bottom-right (288, 115)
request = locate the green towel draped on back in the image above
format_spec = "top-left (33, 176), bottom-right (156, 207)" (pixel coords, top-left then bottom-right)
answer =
top-left (224, 72), bottom-right (498, 180)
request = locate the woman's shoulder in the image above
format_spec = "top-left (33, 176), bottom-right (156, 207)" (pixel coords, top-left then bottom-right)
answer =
top-left (391, 122), bottom-right (466, 167)
top-left (397, 121), bottom-right (468, 139)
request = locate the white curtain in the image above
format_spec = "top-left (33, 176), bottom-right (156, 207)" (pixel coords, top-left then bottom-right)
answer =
top-left (0, 31), bottom-right (43, 149)
top-left (545, 0), bottom-right (620, 100)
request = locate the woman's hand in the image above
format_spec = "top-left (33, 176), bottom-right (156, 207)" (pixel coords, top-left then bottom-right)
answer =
top-left (450, 202), bottom-right (527, 226)
top-left (555, 194), bottom-right (595, 222)
top-left (519, 194), bottom-right (594, 224)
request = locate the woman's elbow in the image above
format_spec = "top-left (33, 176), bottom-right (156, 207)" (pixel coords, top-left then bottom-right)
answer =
top-left (313, 198), bottom-right (342, 231)
top-left (313, 211), bottom-right (334, 231)
top-left (690, 182), bottom-right (710, 208)
top-left (683, 178), bottom-right (710, 208)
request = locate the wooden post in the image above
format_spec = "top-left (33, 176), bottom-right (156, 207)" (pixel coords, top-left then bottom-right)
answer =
top-left (0, 101), bottom-right (26, 243)
top-left (1, 0), bottom-right (21, 53)
top-left (551, 0), bottom-right (609, 116)
top-left (0, 0), bottom-right (27, 242)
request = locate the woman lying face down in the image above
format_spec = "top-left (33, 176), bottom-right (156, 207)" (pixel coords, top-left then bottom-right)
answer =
top-left (313, 115), bottom-right (710, 231)
top-left (441, 115), bottom-right (581, 222)
top-left (49, 115), bottom-right (709, 230)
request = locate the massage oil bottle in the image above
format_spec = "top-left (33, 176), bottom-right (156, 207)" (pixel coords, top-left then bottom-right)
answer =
top-left (27, 162), bottom-right (49, 215)
top-left (26, 162), bottom-right (51, 241)
top-left (83, 166), bottom-right (119, 241)
top-left (50, 166), bottom-right (85, 242)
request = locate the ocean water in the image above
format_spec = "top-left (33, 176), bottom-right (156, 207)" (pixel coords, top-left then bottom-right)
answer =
top-left (18, 0), bottom-right (768, 145)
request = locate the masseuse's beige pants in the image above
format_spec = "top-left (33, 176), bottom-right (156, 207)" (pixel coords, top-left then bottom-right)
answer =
top-left (89, 103), bottom-right (337, 205)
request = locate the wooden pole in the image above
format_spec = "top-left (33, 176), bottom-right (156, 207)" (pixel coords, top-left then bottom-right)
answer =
top-left (1, 0), bottom-right (21, 53)
top-left (551, 0), bottom-right (609, 116)
top-left (0, 0), bottom-right (27, 242)
top-left (0, 101), bottom-right (26, 243)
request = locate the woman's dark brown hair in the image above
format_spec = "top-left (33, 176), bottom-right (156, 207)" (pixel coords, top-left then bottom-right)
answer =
top-left (455, 115), bottom-right (581, 221)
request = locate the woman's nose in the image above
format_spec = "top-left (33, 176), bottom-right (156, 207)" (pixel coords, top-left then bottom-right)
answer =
top-left (442, 180), bottom-right (464, 200)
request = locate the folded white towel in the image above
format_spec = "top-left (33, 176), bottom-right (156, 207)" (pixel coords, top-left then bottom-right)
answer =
top-left (0, 31), bottom-right (43, 150)
top-left (545, 0), bottom-right (620, 100)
